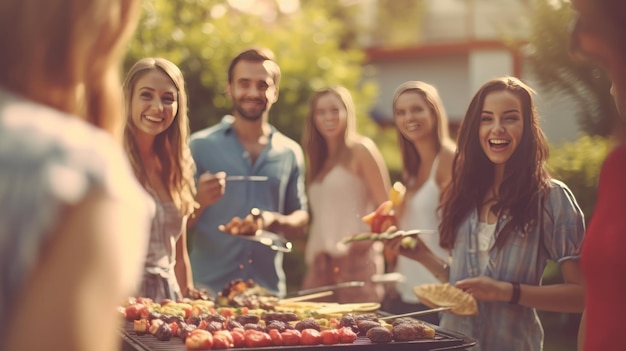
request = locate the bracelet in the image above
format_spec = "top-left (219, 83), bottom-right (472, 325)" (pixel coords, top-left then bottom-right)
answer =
top-left (509, 282), bottom-right (521, 305)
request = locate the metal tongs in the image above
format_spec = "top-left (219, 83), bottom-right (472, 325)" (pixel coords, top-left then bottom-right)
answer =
top-left (378, 307), bottom-right (452, 321)
top-left (250, 230), bottom-right (293, 253)
top-left (288, 281), bottom-right (366, 297)
top-left (218, 208), bottom-right (293, 253)
top-left (249, 208), bottom-right (292, 253)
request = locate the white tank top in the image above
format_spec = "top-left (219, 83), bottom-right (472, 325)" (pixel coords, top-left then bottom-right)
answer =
top-left (305, 166), bottom-right (372, 264)
top-left (395, 155), bottom-right (449, 303)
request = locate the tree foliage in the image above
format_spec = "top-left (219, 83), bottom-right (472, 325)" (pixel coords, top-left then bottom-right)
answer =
top-left (369, 0), bottom-right (426, 47)
top-left (125, 0), bottom-right (380, 142)
top-left (525, 0), bottom-right (617, 136)
top-left (547, 135), bottom-right (612, 223)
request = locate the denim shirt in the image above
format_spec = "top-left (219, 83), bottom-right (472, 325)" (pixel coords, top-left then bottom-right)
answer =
top-left (189, 116), bottom-right (308, 297)
top-left (441, 179), bottom-right (585, 351)
top-left (0, 88), bottom-right (152, 340)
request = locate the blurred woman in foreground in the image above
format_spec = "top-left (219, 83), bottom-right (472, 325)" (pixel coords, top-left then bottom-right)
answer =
top-left (0, 1), bottom-right (151, 350)
top-left (569, 0), bottom-right (626, 349)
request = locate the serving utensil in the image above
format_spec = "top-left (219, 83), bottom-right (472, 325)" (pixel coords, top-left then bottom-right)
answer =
top-left (371, 272), bottom-right (406, 284)
top-left (291, 281), bottom-right (365, 296)
top-left (249, 230), bottom-right (293, 253)
top-left (219, 229), bottom-right (293, 253)
top-left (378, 306), bottom-right (452, 321)
top-left (225, 175), bottom-right (269, 182)
top-left (280, 291), bottom-right (334, 303)
top-left (341, 229), bottom-right (436, 245)
top-left (316, 302), bottom-right (381, 315)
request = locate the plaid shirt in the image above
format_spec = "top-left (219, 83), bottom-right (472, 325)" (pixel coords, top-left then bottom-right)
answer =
top-left (441, 179), bottom-right (585, 351)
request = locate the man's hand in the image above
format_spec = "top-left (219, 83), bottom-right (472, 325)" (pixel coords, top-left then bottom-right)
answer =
top-left (196, 171), bottom-right (226, 209)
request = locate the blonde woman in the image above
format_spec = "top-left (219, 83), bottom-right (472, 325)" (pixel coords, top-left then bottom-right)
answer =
top-left (382, 81), bottom-right (455, 323)
top-left (123, 58), bottom-right (199, 301)
top-left (301, 86), bottom-right (390, 303)
top-left (0, 1), bottom-right (150, 350)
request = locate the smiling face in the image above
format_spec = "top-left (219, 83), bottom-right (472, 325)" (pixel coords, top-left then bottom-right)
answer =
top-left (228, 60), bottom-right (278, 122)
top-left (130, 70), bottom-right (178, 137)
top-left (313, 92), bottom-right (348, 142)
top-left (479, 90), bottom-right (524, 171)
top-left (393, 90), bottom-right (436, 143)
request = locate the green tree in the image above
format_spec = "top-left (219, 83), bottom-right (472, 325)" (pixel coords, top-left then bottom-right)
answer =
top-left (369, 0), bottom-right (426, 47)
top-left (126, 0), bottom-right (379, 142)
top-left (526, 0), bottom-right (618, 136)
top-left (547, 135), bottom-right (612, 222)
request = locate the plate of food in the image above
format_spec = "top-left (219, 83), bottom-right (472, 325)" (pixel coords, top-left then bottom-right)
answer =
top-left (218, 209), bottom-right (292, 253)
top-left (413, 283), bottom-right (479, 316)
top-left (341, 226), bottom-right (435, 245)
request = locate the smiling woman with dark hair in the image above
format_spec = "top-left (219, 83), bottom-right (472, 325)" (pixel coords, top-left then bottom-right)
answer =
top-left (386, 77), bottom-right (586, 350)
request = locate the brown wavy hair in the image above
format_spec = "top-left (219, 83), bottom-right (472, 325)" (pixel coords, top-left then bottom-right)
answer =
top-left (392, 81), bottom-right (454, 186)
top-left (301, 86), bottom-right (357, 183)
top-left (0, 0), bottom-right (141, 141)
top-left (439, 77), bottom-right (551, 250)
top-left (123, 58), bottom-right (197, 217)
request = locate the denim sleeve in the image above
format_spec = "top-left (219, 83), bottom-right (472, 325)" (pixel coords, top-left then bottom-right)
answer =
top-left (542, 180), bottom-right (586, 263)
top-left (283, 144), bottom-right (308, 214)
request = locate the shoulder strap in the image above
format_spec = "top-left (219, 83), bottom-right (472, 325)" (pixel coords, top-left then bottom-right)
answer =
top-left (428, 154), bottom-right (441, 180)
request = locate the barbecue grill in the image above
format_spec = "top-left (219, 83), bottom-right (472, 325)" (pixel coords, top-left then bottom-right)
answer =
top-left (120, 319), bottom-right (476, 351)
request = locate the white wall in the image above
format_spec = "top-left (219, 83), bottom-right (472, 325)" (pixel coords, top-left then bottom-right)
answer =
top-left (525, 76), bottom-right (582, 144)
top-left (369, 54), bottom-right (471, 123)
top-left (363, 0), bottom-right (581, 143)
top-left (468, 50), bottom-right (514, 92)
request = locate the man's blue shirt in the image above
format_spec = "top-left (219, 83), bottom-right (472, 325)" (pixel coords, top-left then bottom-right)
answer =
top-left (188, 116), bottom-right (307, 297)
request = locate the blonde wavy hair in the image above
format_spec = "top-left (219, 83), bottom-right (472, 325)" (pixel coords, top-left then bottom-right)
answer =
top-left (392, 81), bottom-right (454, 186)
top-left (0, 0), bottom-right (141, 141)
top-left (123, 58), bottom-right (198, 217)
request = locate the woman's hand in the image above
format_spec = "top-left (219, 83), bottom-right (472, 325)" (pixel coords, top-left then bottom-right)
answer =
top-left (384, 235), bottom-right (432, 262)
top-left (455, 276), bottom-right (511, 302)
top-left (348, 240), bottom-right (372, 255)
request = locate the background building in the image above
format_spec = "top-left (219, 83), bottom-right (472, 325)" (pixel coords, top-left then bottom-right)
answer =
top-left (359, 0), bottom-right (580, 143)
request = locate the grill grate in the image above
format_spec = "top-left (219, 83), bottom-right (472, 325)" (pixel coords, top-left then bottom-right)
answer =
top-left (120, 321), bottom-right (476, 351)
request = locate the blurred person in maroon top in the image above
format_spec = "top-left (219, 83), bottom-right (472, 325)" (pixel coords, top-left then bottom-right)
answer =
top-left (570, 0), bottom-right (626, 350)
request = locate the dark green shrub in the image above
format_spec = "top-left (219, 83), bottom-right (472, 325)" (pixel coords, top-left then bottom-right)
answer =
top-left (547, 134), bottom-right (613, 224)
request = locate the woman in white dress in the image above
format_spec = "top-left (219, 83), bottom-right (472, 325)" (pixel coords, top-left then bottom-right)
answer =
top-left (382, 81), bottom-right (455, 324)
top-left (301, 86), bottom-right (391, 303)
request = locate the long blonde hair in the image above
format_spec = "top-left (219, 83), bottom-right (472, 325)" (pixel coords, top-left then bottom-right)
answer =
top-left (392, 81), bottom-right (453, 186)
top-left (122, 58), bottom-right (198, 217)
top-left (301, 86), bottom-right (357, 183)
top-left (0, 0), bottom-right (141, 141)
